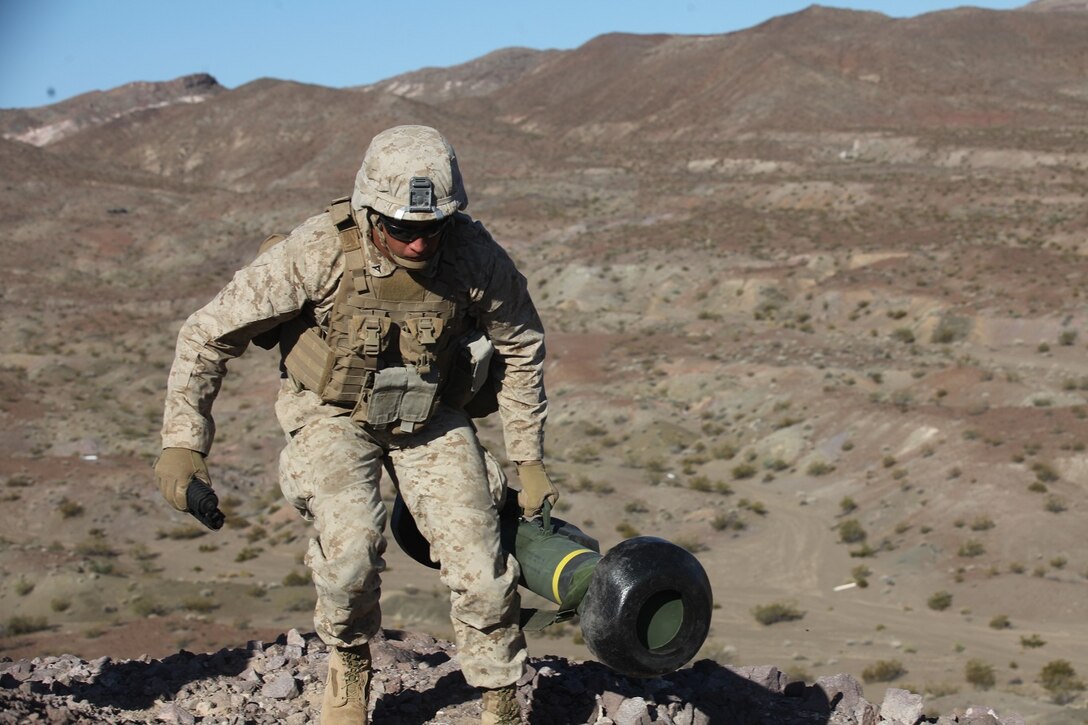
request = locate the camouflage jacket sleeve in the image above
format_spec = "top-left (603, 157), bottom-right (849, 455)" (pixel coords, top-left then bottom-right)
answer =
top-left (464, 222), bottom-right (548, 463)
top-left (161, 214), bottom-right (342, 453)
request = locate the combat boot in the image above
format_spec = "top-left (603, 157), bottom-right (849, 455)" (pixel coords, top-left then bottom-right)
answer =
top-left (321, 644), bottom-right (371, 725)
top-left (481, 684), bottom-right (522, 725)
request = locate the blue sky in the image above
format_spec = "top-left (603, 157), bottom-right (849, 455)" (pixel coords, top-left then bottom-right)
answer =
top-left (0, 0), bottom-right (1026, 109)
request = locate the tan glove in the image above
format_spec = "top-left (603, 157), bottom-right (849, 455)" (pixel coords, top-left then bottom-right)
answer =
top-left (515, 460), bottom-right (559, 517)
top-left (154, 448), bottom-right (210, 511)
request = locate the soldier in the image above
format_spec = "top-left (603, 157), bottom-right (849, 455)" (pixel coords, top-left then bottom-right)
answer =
top-left (154, 125), bottom-right (557, 725)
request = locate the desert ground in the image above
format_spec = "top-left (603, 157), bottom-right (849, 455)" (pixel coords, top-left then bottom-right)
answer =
top-left (1, 3), bottom-right (1087, 722)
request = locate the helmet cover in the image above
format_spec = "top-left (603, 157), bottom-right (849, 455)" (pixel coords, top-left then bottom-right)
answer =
top-left (351, 125), bottom-right (468, 221)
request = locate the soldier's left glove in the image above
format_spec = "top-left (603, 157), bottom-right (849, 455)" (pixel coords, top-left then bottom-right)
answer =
top-left (515, 460), bottom-right (559, 517)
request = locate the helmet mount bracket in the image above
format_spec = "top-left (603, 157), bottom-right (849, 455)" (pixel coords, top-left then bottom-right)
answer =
top-left (407, 177), bottom-right (435, 213)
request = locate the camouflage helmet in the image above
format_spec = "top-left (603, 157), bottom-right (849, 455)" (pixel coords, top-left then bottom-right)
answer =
top-left (351, 125), bottom-right (468, 222)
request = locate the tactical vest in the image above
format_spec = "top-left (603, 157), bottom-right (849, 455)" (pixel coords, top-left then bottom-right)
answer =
top-left (275, 199), bottom-right (473, 432)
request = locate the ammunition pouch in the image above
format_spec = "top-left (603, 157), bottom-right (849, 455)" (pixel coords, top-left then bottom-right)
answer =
top-left (355, 365), bottom-right (440, 431)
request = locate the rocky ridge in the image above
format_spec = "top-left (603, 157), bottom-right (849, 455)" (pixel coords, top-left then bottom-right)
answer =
top-left (0, 628), bottom-right (1026, 725)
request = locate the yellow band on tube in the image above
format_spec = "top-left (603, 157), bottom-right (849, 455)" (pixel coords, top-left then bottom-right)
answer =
top-left (552, 548), bottom-right (593, 604)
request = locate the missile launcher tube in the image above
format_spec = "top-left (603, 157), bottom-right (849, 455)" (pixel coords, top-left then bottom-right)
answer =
top-left (390, 494), bottom-right (712, 678)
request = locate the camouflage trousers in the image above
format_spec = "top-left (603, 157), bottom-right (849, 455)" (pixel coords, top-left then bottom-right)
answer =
top-left (277, 404), bottom-right (527, 688)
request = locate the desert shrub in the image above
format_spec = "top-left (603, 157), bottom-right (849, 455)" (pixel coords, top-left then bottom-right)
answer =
top-left (75, 536), bottom-right (118, 558)
top-left (675, 536), bottom-right (708, 554)
top-left (931, 325), bottom-right (959, 344)
top-left (87, 558), bottom-right (116, 575)
top-left (862, 659), bottom-right (906, 683)
top-left (806, 460), bottom-right (834, 476)
top-left (14, 579), bottom-right (34, 596)
top-left (235, 547), bottom-right (263, 563)
top-left (851, 565), bottom-right (871, 588)
top-left (989, 614), bottom-right (1011, 630)
top-left (752, 601), bottom-right (805, 626)
top-left (849, 544), bottom-right (877, 558)
top-left (711, 512), bottom-right (745, 532)
top-left (131, 597), bottom-right (168, 617)
top-left (958, 540), bottom-right (986, 557)
top-left (1032, 462), bottom-right (1059, 483)
top-left (731, 463), bottom-right (757, 480)
top-left (927, 591), bottom-right (953, 611)
top-left (764, 458), bottom-right (789, 472)
top-left (1058, 330), bottom-right (1078, 346)
top-left (891, 328), bottom-right (915, 343)
top-left (740, 499), bottom-right (767, 516)
top-left (1039, 660), bottom-right (1085, 704)
top-left (1027, 481), bottom-right (1048, 493)
top-left (570, 445), bottom-right (600, 464)
top-left (282, 570), bottom-right (310, 587)
top-left (5, 615), bottom-right (49, 635)
top-left (615, 521), bottom-right (640, 538)
top-left (838, 519), bottom-right (867, 544)
top-left (50, 597), bottom-right (71, 613)
top-left (712, 443), bottom-right (738, 460)
top-left (583, 423), bottom-right (607, 437)
top-left (965, 659), bottom-right (995, 690)
top-left (181, 598), bottom-right (218, 614)
top-left (129, 544), bottom-right (157, 561)
top-left (689, 476), bottom-right (713, 492)
top-left (970, 516), bottom-right (995, 531)
top-left (1020, 634), bottom-right (1046, 649)
top-left (923, 682), bottom-right (960, 698)
top-left (1044, 496), bottom-right (1067, 514)
top-left (839, 497), bottom-right (857, 514)
top-left (57, 497), bottom-right (84, 519)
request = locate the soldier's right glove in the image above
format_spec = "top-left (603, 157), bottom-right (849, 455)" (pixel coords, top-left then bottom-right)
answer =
top-left (154, 447), bottom-right (211, 512)
top-left (515, 460), bottom-right (559, 518)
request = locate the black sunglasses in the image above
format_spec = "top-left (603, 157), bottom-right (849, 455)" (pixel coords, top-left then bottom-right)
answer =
top-left (377, 215), bottom-right (451, 242)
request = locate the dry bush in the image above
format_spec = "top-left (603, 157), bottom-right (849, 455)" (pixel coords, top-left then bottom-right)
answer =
top-left (838, 519), bottom-right (867, 544)
top-left (752, 601), bottom-right (805, 626)
top-left (965, 659), bottom-right (996, 690)
top-left (862, 659), bottom-right (907, 683)
top-left (1039, 660), bottom-right (1085, 704)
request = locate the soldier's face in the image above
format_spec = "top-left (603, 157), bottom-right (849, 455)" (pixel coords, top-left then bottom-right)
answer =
top-left (376, 216), bottom-right (448, 262)
top-left (381, 228), bottom-right (442, 262)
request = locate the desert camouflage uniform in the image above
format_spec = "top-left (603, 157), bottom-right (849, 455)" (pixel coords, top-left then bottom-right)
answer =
top-left (161, 210), bottom-right (544, 687)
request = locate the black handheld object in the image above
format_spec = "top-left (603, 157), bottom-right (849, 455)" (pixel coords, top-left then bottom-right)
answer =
top-left (185, 478), bottom-right (225, 530)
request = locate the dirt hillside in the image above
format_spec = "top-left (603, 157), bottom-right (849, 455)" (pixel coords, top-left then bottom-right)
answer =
top-left (1, 4), bottom-right (1086, 723)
